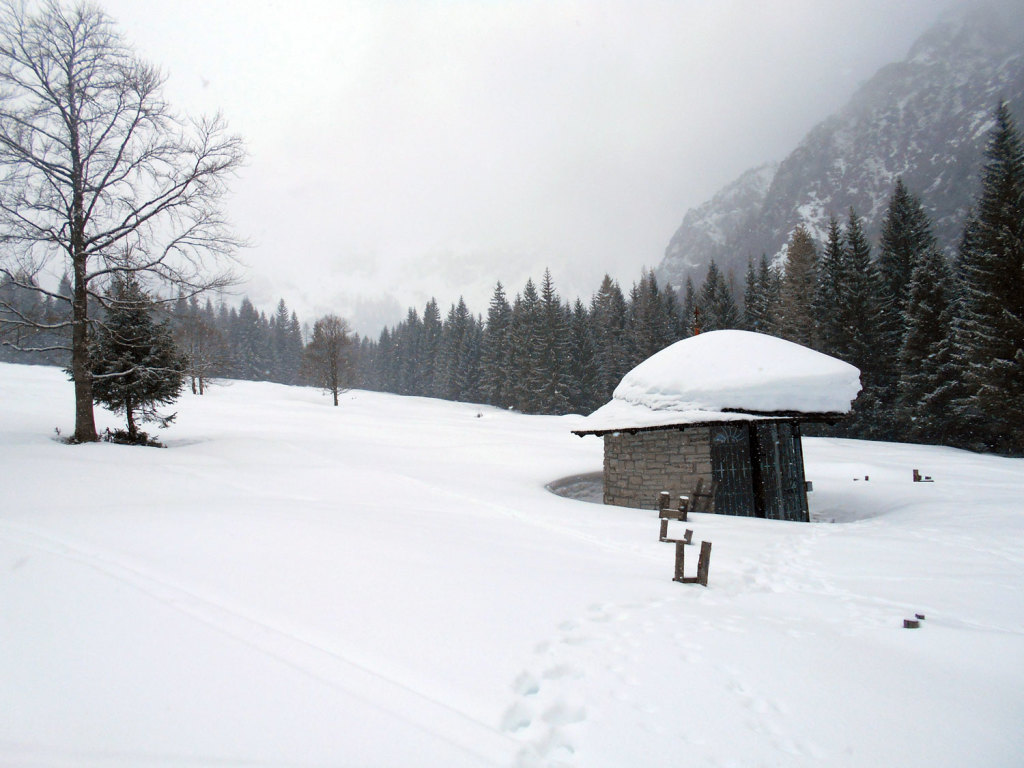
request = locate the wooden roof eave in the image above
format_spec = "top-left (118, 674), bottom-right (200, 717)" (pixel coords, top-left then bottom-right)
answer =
top-left (571, 410), bottom-right (847, 438)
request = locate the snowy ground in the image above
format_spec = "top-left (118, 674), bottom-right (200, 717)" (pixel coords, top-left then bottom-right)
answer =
top-left (1, 362), bottom-right (1022, 768)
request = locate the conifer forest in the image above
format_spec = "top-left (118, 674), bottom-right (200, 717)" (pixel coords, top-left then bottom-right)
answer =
top-left (2, 103), bottom-right (1022, 456)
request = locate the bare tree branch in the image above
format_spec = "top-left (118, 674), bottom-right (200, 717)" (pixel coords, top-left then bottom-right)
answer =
top-left (0, 0), bottom-right (246, 441)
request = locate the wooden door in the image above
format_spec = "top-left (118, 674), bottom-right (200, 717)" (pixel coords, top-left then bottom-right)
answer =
top-left (710, 424), bottom-right (758, 517)
top-left (751, 422), bottom-right (809, 522)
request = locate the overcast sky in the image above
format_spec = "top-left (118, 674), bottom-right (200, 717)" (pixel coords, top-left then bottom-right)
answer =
top-left (101, 0), bottom-right (955, 335)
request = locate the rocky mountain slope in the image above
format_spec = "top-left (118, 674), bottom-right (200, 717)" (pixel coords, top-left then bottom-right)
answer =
top-left (657, 3), bottom-right (1024, 288)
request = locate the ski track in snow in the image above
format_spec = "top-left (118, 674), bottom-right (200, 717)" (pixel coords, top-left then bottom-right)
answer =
top-left (3, 365), bottom-right (1024, 767)
top-left (0, 522), bottom-right (514, 767)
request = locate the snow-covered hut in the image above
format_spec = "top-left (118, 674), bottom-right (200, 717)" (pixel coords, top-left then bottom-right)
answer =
top-left (572, 330), bottom-right (861, 521)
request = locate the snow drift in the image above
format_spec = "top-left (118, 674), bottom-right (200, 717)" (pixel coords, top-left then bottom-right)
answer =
top-left (1, 362), bottom-right (1021, 768)
top-left (578, 330), bottom-right (861, 433)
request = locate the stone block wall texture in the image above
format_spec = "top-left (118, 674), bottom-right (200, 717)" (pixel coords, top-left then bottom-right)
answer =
top-left (603, 426), bottom-right (714, 511)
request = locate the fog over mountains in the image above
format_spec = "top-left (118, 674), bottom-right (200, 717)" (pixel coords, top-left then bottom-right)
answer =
top-left (656, 2), bottom-right (1024, 289)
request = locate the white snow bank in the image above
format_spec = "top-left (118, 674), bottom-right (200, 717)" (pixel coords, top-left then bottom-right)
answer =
top-left (612, 330), bottom-right (861, 415)
top-left (2, 363), bottom-right (1022, 768)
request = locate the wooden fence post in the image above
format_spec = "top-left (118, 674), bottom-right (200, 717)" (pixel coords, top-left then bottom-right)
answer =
top-left (696, 541), bottom-right (712, 587)
top-left (658, 491), bottom-right (671, 514)
top-left (674, 541), bottom-right (686, 582)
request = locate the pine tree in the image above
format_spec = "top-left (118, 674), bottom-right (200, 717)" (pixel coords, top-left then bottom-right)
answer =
top-left (775, 225), bottom-right (818, 347)
top-left (878, 179), bottom-right (937, 325)
top-left (88, 276), bottom-right (186, 444)
top-left (680, 276), bottom-right (697, 337)
top-left (567, 298), bottom-right (599, 413)
top-left (536, 269), bottom-right (571, 414)
top-left (744, 255), bottom-right (783, 337)
top-left (815, 217), bottom-right (847, 358)
top-left (950, 102), bottom-right (1024, 453)
top-left (897, 245), bottom-right (956, 442)
top-left (272, 299), bottom-right (302, 384)
top-left (480, 282), bottom-right (514, 408)
top-left (696, 260), bottom-right (740, 332)
top-left (375, 326), bottom-right (396, 391)
top-left (590, 274), bottom-right (629, 402)
top-left (876, 179), bottom-right (938, 419)
top-left (626, 270), bottom-right (676, 366)
top-left (742, 259), bottom-right (760, 332)
top-left (509, 279), bottom-right (543, 412)
top-left (231, 298), bottom-right (262, 380)
top-left (840, 209), bottom-right (890, 437)
top-left (421, 298), bottom-right (443, 397)
top-left (396, 307), bottom-right (423, 396)
top-left (438, 298), bottom-right (479, 402)
top-left (661, 281), bottom-right (685, 341)
top-left (758, 255), bottom-right (782, 336)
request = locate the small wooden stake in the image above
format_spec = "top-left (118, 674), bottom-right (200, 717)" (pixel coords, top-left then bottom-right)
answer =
top-left (672, 540), bottom-right (711, 586)
top-left (658, 491), bottom-right (671, 512)
top-left (660, 521), bottom-right (692, 545)
top-left (696, 541), bottom-right (711, 586)
top-left (673, 541), bottom-right (686, 581)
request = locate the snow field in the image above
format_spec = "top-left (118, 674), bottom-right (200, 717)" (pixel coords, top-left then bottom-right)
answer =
top-left (1, 362), bottom-right (1022, 767)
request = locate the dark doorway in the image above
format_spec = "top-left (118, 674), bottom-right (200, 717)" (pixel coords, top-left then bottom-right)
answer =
top-left (710, 422), bottom-right (810, 522)
top-left (710, 423), bottom-right (758, 517)
top-left (751, 422), bottom-right (810, 522)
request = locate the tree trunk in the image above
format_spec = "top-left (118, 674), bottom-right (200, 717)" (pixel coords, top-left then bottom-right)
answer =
top-left (70, 249), bottom-right (97, 442)
top-left (126, 394), bottom-right (137, 441)
top-left (68, 74), bottom-right (97, 444)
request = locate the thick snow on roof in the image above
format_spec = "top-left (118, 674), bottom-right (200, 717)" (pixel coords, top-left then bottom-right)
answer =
top-left (576, 330), bottom-right (861, 433)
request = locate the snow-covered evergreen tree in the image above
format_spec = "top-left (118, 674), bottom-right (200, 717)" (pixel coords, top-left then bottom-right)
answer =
top-left (480, 282), bottom-right (513, 409)
top-left (680, 276), bottom-right (697, 337)
top-left (272, 299), bottom-right (303, 384)
top-left (89, 276), bottom-right (186, 444)
top-left (775, 225), bottom-right (818, 347)
top-left (567, 298), bottom-right (599, 413)
top-left (590, 274), bottom-right (629, 403)
top-left (696, 259), bottom-right (740, 332)
top-left (815, 217), bottom-right (847, 358)
top-left (509, 279), bottom-right (543, 412)
top-left (897, 245), bottom-right (956, 442)
top-left (535, 269), bottom-right (571, 414)
top-left (839, 209), bottom-right (890, 436)
top-left (626, 270), bottom-right (677, 366)
top-left (421, 299), bottom-right (443, 398)
top-left (874, 180), bottom-right (938, 417)
top-left (949, 102), bottom-right (1024, 453)
top-left (439, 298), bottom-right (479, 403)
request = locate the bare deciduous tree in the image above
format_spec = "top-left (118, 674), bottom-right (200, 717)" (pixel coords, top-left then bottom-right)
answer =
top-left (304, 314), bottom-right (352, 406)
top-left (0, 0), bottom-right (245, 441)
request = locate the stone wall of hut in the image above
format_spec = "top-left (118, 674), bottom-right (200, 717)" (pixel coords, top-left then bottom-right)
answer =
top-left (602, 426), bottom-right (714, 510)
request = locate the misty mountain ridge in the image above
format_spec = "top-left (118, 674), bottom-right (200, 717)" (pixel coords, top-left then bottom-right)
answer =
top-left (656, 2), bottom-right (1024, 288)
